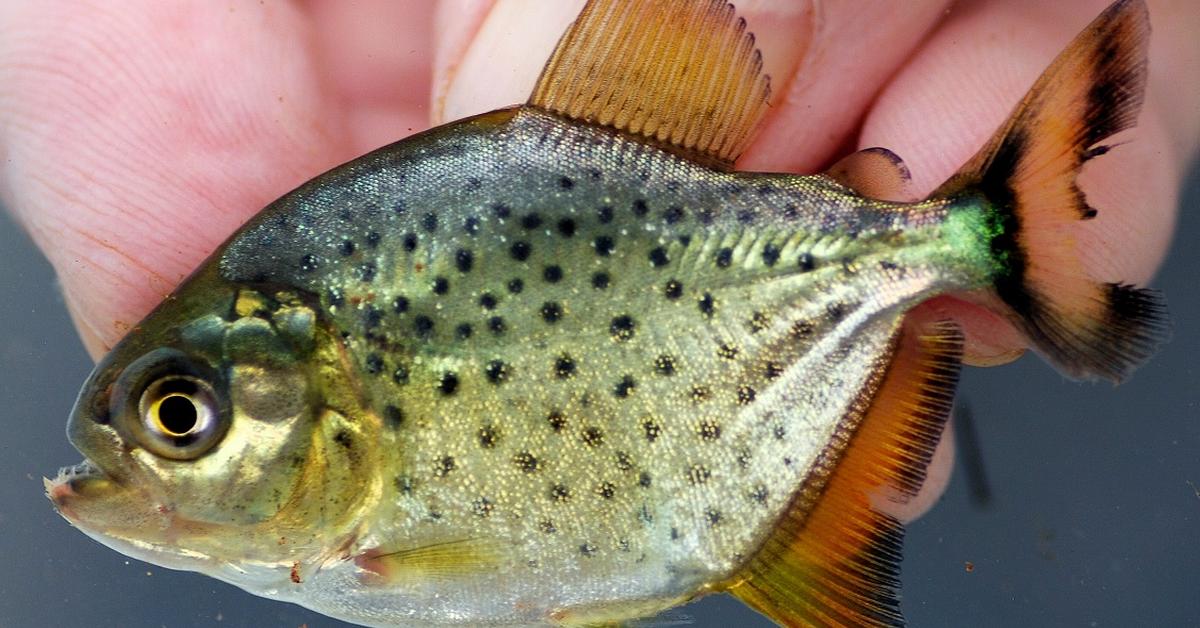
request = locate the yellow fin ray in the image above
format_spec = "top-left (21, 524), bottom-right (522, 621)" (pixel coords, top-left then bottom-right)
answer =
top-left (529, 0), bottom-right (771, 168)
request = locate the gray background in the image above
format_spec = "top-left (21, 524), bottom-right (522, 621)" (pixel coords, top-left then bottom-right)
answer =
top-left (0, 164), bottom-right (1195, 626)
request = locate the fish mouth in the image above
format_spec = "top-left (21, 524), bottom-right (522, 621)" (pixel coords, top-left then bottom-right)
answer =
top-left (45, 458), bottom-right (122, 521)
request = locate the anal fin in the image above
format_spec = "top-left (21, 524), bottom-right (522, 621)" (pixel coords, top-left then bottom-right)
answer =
top-left (825, 147), bottom-right (914, 202)
top-left (726, 319), bottom-right (963, 627)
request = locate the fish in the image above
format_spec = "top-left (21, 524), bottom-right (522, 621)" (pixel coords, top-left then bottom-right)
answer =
top-left (45, 0), bottom-right (1167, 626)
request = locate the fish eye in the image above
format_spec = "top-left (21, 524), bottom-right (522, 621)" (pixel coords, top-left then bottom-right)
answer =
top-left (134, 375), bottom-right (226, 459)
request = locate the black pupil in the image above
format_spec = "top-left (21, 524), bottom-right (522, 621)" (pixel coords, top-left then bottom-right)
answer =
top-left (158, 395), bottom-right (198, 436)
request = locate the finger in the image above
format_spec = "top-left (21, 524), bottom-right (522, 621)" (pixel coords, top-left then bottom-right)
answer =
top-left (0, 2), bottom-right (346, 359)
top-left (302, 0), bottom-right (435, 151)
top-left (433, 0), bottom-right (954, 173)
top-left (860, 0), bottom-right (1199, 363)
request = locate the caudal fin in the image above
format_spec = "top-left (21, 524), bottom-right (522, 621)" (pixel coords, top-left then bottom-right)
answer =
top-left (934, 0), bottom-right (1168, 382)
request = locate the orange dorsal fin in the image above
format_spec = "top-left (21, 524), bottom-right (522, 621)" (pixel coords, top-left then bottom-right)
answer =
top-left (529, 0), bottom-right (771, 169)
top-left (726, 319), bottom-right (963, 627)
top-left (825, 147), bottom-right (914, 202)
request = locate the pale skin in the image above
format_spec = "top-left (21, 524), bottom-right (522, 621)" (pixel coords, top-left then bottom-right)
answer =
top-left (1, 0), bottom-right (1196, 526)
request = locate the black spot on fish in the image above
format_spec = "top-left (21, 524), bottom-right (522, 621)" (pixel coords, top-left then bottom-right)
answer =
top-left (715, 248), bottom-right (734, 268)
top-left (394, 475), bottom-right (414, 494)
top-left (455, 322), bottom-right (473, 340)
top-left (479, 293), bottom-right (498, 310)
top-left (581, 426), bottom-right (604, 447)
top-left (541, 302), bottom-right (563, 323)
top-left (334, 430), bottom-right (353, 449)
top-left (327, 287), bottom-right (345, 307)
top-left (365, 231), bottom-right (381, 248)
top-left (663, 206), bottom-right (684, 224)
top-left (488, 316), bottom-right (506, 335)
top-left (392, 365), bottom-right (409, 385)
top-left (556, 218), bottom-right (577, 237)
top-left (403, 233), bottom-right (418, 252)
top-left (749, 311), bottom-right (770, 333)
top-left (392, 295), bottom-right (410, 313)
top-left (765, 362), bottom-right (784, 380)
top-left (507, 278), bottom-right (524, 294)
top-left (414, 315), bottom-right (434, 338)
top-left (559, 176), bottom-right (574, 190)
top-left (579, 542), bottom-right (596, 557)
top-left (649, 247), bottom-right (670, 267)
top-left (762, 244), bottom-right (781, 267)
top-left (472, 498), bottom-right (493, 518)
top-left (615, 451), bottom-right (634, 472)
top-left (826, 302), bottom-right (845, 321)
top-left (539, 520), bottom-right (557, 534)
top-left (596, 482), bottom-right (616, 500)
top-left (547, 410), bottom-right (567, 432)
top-left (597, 205), bottom-right (614, 223)
top-left (632, 199), bottom-right (649, 216)
top-left (550, 483), bottom-right (571, 502)
top-left (485, 360), bottom-right (510, 384)
top-left (880, 259), bottom-right (899, 271)
top-left (510, 241), bottom-right (532, 262)
top-left (555, 355), bottom-right (577, 379)
top-left (492, 203), bottom-right (511, 219)
top-left (454, 249), bottom-right (474, 273)
top-left (655, 354), bottom-right (676, 376)
top-left (543, 265), bottom-right (564, 283)
top-left (610, 315), bottom-right (636, 342)
top-left (737, 386), bottom-right (757, 405)
top-left (357, 262), bottom-right (377, 283)
top-left (613, 375), bottom-right (636, 398)
top-left (717, 343), bottom-right (739, 360)
top-left (514, 452), bottom-right (540, 473)
top-left (432, 277), bottom-right (449, 295)
top-left (463, 216), bottom-right (480, 236)
top-left (698, 420), bottom-right (720, 441)
top-left (750, 486), bottom-right (769, 505)
top-left (383, 405), bottom-right (403, 429)
top-left (705, 509), bottom-right (723, 527)
top-left (773, 425), bottom-right (786, 440)
top-left (698, 209), bottom-right (715, 225)
top-left (299, 254), bottom-right (320, 272)
top-left (791, 320), bottom-right (814, 339)
top-left (422, 212), bottom-right (438, 233)
top-left (798, 252), bottom-right (815, 271)
top-left (593, 235), bottom-right (616, 256)
top-left (478, 424), bottom-right (500, 448)
top-left (439, 372), bottom-right (459, 396)
top-left (691, 386), bottom-right (711, 403)
top-left (698, 293), bottom-right (716, 318)
top-left (337, 240), bottom-right (355, 257)
top-left (688, 464), bottom-right (711, 484)
top-left (664, 279), bottom-right (683, 300)
top-left (365, 353), bottom-right (384, 375)
top-left (670, 528), bottom-right (680, 541)
top-left (639, 472), bottom-right (653, 489)
top-left (642, 417), bottom-right (661, 442)
top-left (736, 210), bottom-right (755, 225)
top-left (521, 213), bottom-right (544, 230)
top-left (435, 455), bottom-right (456, 477)
top-left (362, 306), bottom-right (383, 330)
top-left (465, 176), bottom-right (481, 190)
top-left (591, 271), bottom-right (611, 289)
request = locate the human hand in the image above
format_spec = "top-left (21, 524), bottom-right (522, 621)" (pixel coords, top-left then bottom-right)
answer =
top-left (1, 0), bottom-right (1196, 521)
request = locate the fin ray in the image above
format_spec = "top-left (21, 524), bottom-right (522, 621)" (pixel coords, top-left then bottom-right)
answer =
top-left (529, 0), bottom-right (771, 168)
top-left (726, 319), bottom-right (963, 627)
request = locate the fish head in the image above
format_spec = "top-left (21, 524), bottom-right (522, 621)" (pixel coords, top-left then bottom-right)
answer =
top-left (48, 267), bottom-right (379, 582)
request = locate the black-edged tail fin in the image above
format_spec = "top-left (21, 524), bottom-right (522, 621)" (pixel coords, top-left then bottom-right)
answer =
top-left (726, 319), bottom-right (962, 627)
top-left (933, 0), bottom-right (1167, 383)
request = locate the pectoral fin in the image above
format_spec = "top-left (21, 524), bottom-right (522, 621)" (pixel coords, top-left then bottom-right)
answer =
top-left (354, 538), bottom-right (507, 586)
top-left (725, 319), bottom-right (962, 627)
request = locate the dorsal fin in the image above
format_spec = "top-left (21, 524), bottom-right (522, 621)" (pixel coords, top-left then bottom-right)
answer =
top-left (725, 319), bottom-right (963, 627)
top-left (529, 0), bottom-right (772, 168)
top-left (825, 147), bottom-right (914, 202)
